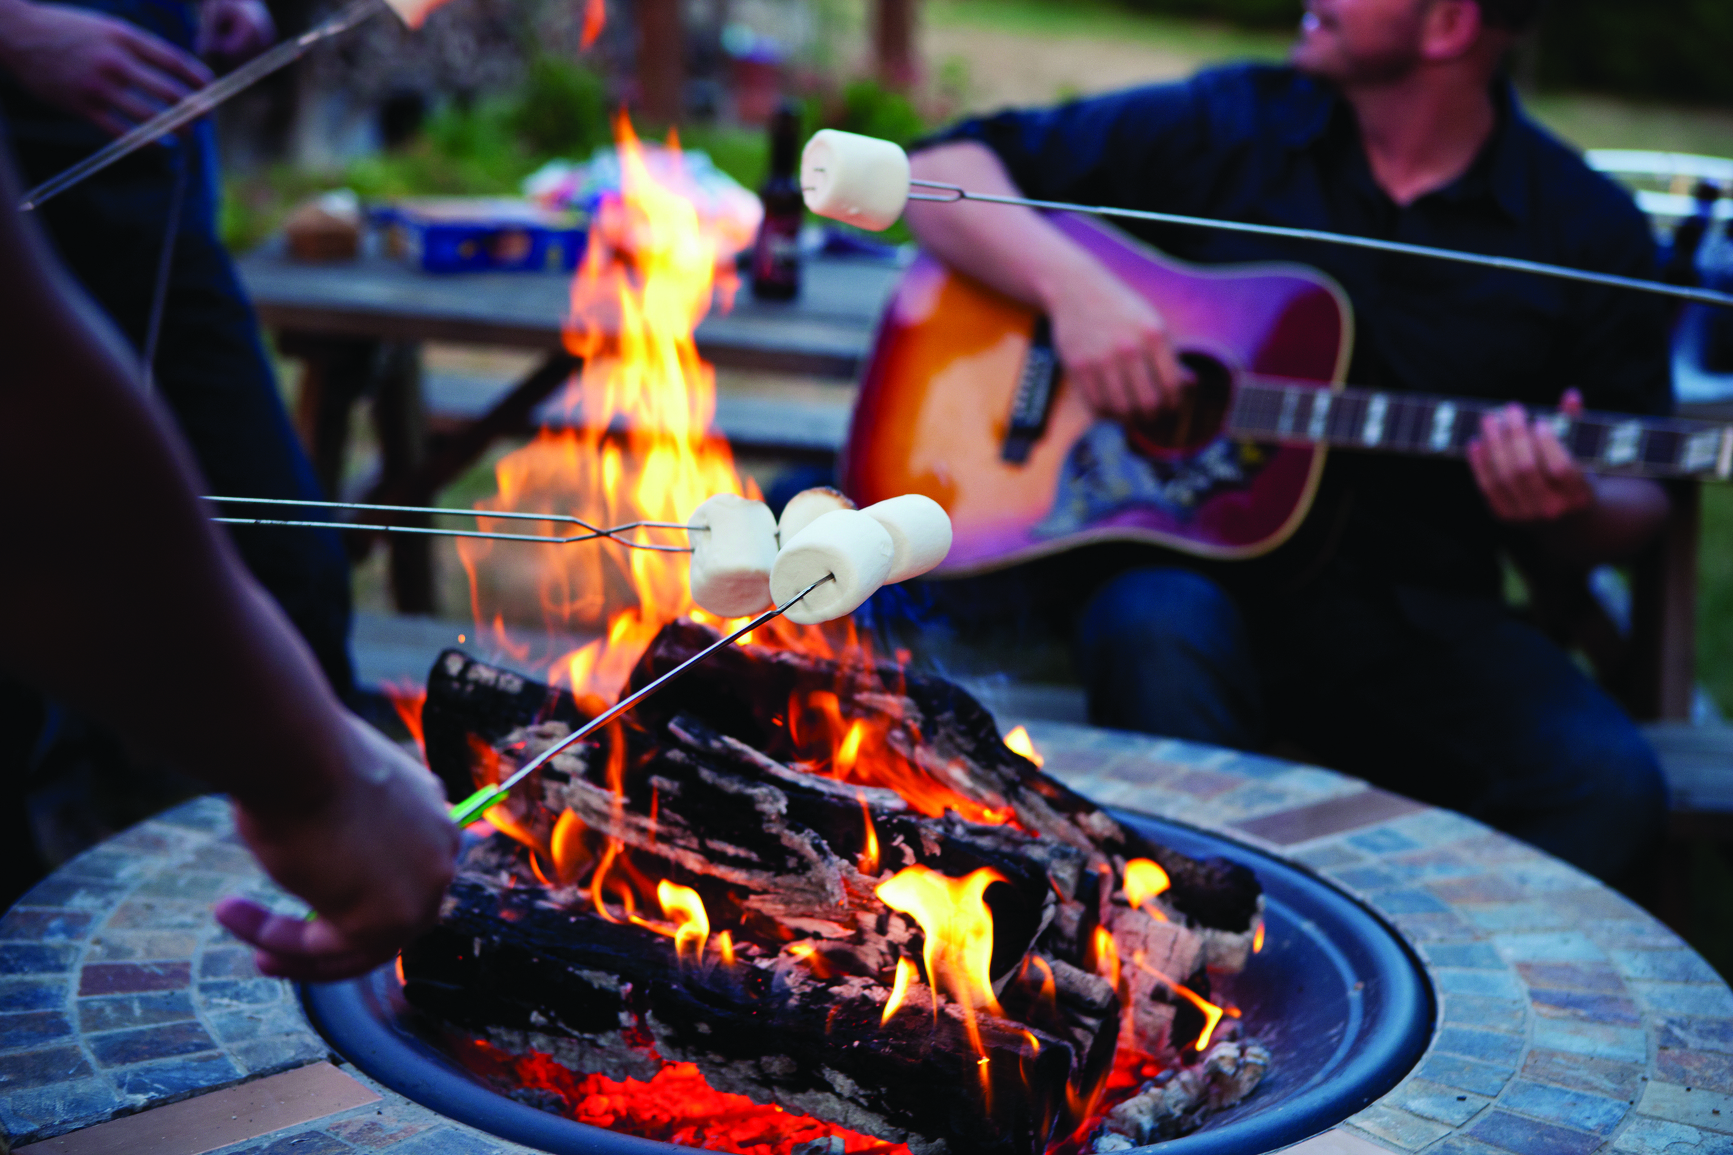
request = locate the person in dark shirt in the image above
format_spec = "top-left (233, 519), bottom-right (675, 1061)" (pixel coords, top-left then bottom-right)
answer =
top-left (905, 0), bottom-right (1671, 883)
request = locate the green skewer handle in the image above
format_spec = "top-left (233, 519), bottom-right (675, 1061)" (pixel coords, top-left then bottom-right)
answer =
top-left (450, 785), bottom-right (507, 827)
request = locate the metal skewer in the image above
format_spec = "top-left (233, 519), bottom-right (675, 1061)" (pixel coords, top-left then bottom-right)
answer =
top-left (205, 495), bottom-right (700, 553)
top-left (446, 574), bottom-right (835, 826)
top-left (903, 178), bottom-right (1733, 311)
top-left (19, 0), bottom-right (388, 211)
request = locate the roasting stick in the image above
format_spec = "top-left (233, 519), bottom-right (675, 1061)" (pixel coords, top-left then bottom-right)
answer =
top-left (802, 129), bottom-right (1733, 311)
top-left (446, 574), bottom-right (835, 827)
top-left (205, 495), bottom-right (697, 553)
top-left (19, 0), bottom-right (389, 211)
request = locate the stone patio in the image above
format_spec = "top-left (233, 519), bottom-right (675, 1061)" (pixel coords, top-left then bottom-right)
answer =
top-left (6, 720), bottom-right (1733, 1155)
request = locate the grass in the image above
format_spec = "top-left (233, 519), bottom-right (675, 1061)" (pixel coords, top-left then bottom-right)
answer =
top-left (925, 0), bottom-right (1290, 59)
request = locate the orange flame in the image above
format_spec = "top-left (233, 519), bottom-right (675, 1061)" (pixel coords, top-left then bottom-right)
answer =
top-left (386, 682), bottom-right (427, 760)
top-left (882, 955), bottom-right (918, 1024)
top-left (1131, 952), bottom-right (1226, 1052)
top-left (837, 721), bottom-right (865, 775)
top-left (1253, 921), bottom-right (1265, 953)
top-left (1003, 726), bottom-right (1043, 768)
top-left (456, 113), bottom-right (757, 707)
top-left (788, 941), bottom-right (835, 980)
top-left (551, 809), bottom-right (591, 885)
top-left (1123, 859), bottom-right (1171, 909)
top-left (858, 793), bottom-right (880, 875)
top-left (876, 866), bottom-right (1004, 1070)
top-left (1092, 925), bottom-right (1121, 993)
top-left (580, 0), bottom-right (605, 49)
top-left (715, 929), bottom-right (735, 966)
top-left (658, 880), bottom-right (709, 963)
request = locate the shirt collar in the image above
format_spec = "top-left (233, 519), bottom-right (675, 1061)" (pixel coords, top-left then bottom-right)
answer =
top-left (1284, 70), bottom-right (1532, 223)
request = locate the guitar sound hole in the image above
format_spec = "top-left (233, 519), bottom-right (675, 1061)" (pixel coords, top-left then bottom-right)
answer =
top-left (1124, 351), bottom-right (1235, 458)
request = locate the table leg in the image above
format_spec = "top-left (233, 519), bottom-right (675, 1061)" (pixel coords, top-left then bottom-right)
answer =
top-left (1629, 479), bottom-right (1701, 721)
top-left (371, 341), bottom-right (433, 614)
top-left (281, 333), bottom-right (378, 502)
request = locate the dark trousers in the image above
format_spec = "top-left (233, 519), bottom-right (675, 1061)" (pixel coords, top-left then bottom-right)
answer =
top-left (1073, 566), bottom-right (1667, 884)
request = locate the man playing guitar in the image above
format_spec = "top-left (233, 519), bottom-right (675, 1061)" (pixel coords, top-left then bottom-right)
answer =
top-left (902, 0), bottom-right (1671, 884)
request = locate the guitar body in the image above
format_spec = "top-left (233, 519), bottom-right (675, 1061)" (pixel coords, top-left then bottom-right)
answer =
top-left (840, 215), bottom-right (1355, 576)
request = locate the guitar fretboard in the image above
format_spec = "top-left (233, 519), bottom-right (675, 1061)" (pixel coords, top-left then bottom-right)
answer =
top-left (1228, 380), bottom-right (1733, 480)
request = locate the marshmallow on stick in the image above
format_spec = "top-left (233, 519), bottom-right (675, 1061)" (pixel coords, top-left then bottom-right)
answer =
top-left (862, 494), bottom-right (953, 584)
top-left (778, 486), bottom-right (856, 546)
top-left (770, 510), bottom-right (895, 625)
top-left (801, 130), bottom-right (911, 233)
top-left (686, 494), bottom-right (779, 617)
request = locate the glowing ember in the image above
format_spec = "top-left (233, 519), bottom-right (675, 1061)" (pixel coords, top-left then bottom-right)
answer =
top-left (1123, 859), bottom-right (1171, 910)
top-left (459, 1039), bottom-right (912, 1155)
top-left (1003, 726), bottom-right (1043, 767)
top-left (1253, 921), bottom-right (1266, 953)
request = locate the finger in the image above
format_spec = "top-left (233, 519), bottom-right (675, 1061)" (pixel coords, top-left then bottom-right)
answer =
top-left (89, 108), bottom-right (135, 137)
top-left (1497, 413), bottom-right (1554, 517)
top-left (1150, 340), bottom-right (1189, 409)
top-left (214, 896), bottom-right (348, 960)
top-left (99, 83), bottom-right (168, 126)
top-left (1097, 358), bottom-right (1138, 418)
top-left (121, 26), bottom-right (212, 88)
top-left (1120, 348), bottom-right (1162, 416)
top-left (111, 59), bottom-right (195, 110)
top-left (1467, 437), bottom-right (1517, 519)
top-left (1475, 410), bottom-right (1529, 516)
top-left (1532, 425), bottom-right (1594, 516)
top-left (1559, 388), bottom-right (1584, 418)
top-left (1070, 363), bottom-right (1112, 417)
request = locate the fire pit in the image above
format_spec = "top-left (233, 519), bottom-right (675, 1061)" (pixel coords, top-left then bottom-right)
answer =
top-left (303, 808), bottom-right (1430, 1155)
top-left (294, 627), bottom-right (1432, 1155)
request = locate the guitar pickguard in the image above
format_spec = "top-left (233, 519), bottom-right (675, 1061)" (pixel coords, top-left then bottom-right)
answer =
top-left (1034, 423), bottom-right (1269, 539)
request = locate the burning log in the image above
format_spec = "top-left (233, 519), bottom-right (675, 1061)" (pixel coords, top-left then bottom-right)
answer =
top-left (406, 624), bottom-right (1269, 1155)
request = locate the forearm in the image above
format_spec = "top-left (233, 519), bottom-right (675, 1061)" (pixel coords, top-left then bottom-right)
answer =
top-left (0, 172), bottom-right (348, 816)
top-left (1529, 476), bottom-right (1671, 567)
top-left (906, 141), bottom-right (1107, 313)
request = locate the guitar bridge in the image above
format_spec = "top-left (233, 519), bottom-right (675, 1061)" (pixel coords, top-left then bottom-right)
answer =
top-left (1001, 316), bottom-right (1060, 464)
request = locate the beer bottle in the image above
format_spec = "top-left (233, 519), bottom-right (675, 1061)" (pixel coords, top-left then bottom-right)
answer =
top-left (751, 100), bottom-right (804, 300)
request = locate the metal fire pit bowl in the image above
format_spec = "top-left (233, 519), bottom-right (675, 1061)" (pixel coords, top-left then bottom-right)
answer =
top-left (300, 811), bottom-right (1434, 1155)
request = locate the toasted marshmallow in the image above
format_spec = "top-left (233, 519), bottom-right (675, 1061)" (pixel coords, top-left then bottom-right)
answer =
top-left (778, 486), bottom-right (857, 546)
top-left (801, 130), bottom-right (911, 233)
top-left (686, 494), bottom-right (778, 617)
top-left (770, 509), bottom-right (894, 625)
top-left (862, 494), bottom-right (952, 583)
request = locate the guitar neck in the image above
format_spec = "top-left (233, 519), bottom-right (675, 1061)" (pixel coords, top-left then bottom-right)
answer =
top-left (1227, 379), bottom-right (1733, 481)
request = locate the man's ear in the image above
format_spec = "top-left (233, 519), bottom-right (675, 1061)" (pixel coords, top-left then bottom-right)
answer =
top-left (1420, 0), bottom-right (1486, 62)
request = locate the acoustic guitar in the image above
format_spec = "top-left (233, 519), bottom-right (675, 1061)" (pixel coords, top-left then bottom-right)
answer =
top-left (839, 214), bottom-right (1733, 577)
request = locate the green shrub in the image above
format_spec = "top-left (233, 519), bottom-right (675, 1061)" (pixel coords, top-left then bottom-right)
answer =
top-left (508, 56), bottom-right (611, 157)
top-left (1116, 0), bottom-right (1299, 27)
top-left (1535, 1), bottom-right (1733, 106)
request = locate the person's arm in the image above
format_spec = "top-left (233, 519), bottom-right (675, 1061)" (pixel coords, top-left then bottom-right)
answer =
top-left (905, 85), bottom-right (1213, 417)
top-left (0, 0), bottom-right (210, 136)
top-left (0, 151), bottom-right (455, 980)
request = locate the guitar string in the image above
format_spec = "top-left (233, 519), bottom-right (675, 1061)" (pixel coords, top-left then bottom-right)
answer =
top-left (905, 181), bottom-right (1733, 311)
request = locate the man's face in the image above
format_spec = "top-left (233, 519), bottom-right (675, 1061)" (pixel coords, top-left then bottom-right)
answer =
top-left (1291, 0), bottom-right (1438, 84)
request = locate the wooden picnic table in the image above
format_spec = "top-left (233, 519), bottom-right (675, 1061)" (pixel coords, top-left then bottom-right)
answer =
top-left (236, 243), bottom-right (1704, 723)
top-left (235, 244), bottom-right (904, 613)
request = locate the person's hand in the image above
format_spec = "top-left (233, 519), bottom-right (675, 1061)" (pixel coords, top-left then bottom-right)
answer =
top-left (1045, 258), bottom-right (1190, 418)
top-left (214, 713), bottom-right (458, 982)
top-left (1467, 388), bottom-right (1597, 523)
top-left (197, 0), bottom-right (274, 65)
top-left (0, 0), bottom-right (211, 136)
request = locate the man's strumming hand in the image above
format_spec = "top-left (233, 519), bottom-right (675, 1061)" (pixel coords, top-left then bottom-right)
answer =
top-left (215, 714), bottom-right (458, 982)
top-left (1467, 389), bottom-right (1595, 523)
top-left (0, 0), bottom-right (211, 136)
top-left (1043, 255), bottom-right (1190, 419)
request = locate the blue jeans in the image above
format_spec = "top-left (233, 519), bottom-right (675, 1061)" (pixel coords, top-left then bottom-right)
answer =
top-left (1074, 567), bottom-right (1667, 883)
top-left (0, 1), bottom-right (354, 698)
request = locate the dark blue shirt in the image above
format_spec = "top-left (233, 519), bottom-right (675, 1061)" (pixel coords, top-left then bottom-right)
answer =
top-left (922, 64), bottom-right (1673, 599)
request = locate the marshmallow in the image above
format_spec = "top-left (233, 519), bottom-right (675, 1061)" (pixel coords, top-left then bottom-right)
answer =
top-left (801, 130), bottom-right (911, 233)
top-left (862, 495), bottom-right (953, 583)
top-left (770, 510), bottom-right (894, 625)
top-left (778, 486), bottom-right (856, 546)
top-left (383, 0), bottom-right (447, 27)
top-left (686, 494), bottom-right (778, 617)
